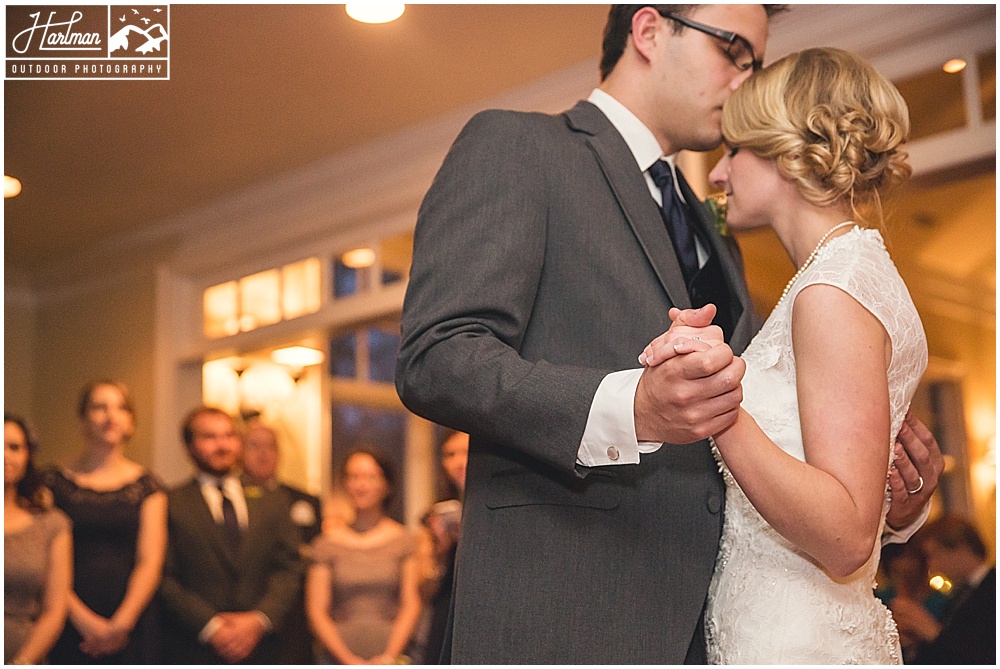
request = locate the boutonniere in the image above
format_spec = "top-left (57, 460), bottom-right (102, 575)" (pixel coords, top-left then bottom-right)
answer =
top-left (243, 485), bottom-right (264, 500)
top-left (705, 194), bottom-right (730, 237)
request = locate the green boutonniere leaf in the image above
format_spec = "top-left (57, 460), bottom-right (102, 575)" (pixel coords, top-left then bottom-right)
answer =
top-left (705, 194), bottom-right (730, 237)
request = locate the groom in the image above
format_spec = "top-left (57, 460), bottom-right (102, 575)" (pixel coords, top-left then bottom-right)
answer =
top-left (396, 5), bottom-right (939, 664)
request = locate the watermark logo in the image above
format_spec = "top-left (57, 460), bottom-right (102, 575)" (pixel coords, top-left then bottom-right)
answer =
top-left (7, 5), bottom-right (169, 80)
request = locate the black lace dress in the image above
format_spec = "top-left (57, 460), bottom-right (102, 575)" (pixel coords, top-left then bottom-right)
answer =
top-left (46, 469), bottom-right (163, 664)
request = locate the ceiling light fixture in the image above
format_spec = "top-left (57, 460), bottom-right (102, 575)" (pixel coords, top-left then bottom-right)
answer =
top-left (346, 3), bottom-right (405, 24)
top-left (943, 58), bottom-right (967, 74)
top-left (4, 175), bottom-right (22, 198)
top-left (272, 345), bottom-right (325, 368)
top-left (341, 247), bottom-right (376, 269)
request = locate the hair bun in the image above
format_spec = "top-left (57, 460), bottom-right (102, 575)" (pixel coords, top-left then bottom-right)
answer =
top-left (721, 47), bottom-right (913, 221)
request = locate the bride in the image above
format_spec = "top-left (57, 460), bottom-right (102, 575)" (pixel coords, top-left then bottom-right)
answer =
top-left (642, 47), bottom-right (925, 664)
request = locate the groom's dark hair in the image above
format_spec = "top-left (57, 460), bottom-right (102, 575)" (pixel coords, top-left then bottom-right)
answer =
top-left (599, 4), bottom-right (788, 82)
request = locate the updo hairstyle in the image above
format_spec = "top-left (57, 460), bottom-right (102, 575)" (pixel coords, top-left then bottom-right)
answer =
top-left (721, 47), bottom-right (912, 224)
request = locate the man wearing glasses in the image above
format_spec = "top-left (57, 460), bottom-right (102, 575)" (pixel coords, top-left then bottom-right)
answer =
top-left (397, 5), bottom-right (939, 663)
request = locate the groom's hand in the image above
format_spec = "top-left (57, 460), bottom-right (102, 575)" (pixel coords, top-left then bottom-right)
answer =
top-left (886, 412), bottom-right (943, 531)
top-left (633, 342), bottom-right (745, 444)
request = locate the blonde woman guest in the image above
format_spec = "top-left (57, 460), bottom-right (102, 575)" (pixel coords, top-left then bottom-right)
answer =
top-left (641, 48), bottom-right (925, 663)
top-left (4, 414), bottom-right (73, 665)
top-left (46, 380), bottom-right (167, 663)
top-left (306, 448), bottom-right (422, 664)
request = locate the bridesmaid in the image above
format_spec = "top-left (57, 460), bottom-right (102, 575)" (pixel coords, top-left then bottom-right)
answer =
top-left (4, 413), bottom-right (72, 665)
top-left (306, 448), bottom-right (423, 664)
top-left (47, 380), bottom-right (167, 663)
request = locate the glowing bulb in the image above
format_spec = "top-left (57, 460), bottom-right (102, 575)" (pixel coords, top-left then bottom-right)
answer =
top-left (929, 575), bottom-right (953, 593)
top-left (341, 247), bottom-right (376, 269)
top-left (4, 175), bottom-right (22, 198)
top-left (943, 58), bottom-right (967, 74)
top-left (346, 3), bottom-right (404, 24)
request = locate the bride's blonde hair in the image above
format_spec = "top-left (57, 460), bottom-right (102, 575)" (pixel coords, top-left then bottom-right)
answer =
top-left (721, 47), bottom-right (912, 225)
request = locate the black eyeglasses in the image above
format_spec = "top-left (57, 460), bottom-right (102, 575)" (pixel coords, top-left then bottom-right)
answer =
top-left (660, 11), bottom-right (762, 72)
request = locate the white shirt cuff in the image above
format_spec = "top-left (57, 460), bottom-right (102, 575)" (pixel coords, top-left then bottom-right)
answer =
top-left (199, 615), bottom-right (224, 643)
top-left (577, 369), bottom-right (662, 467)
top-left (882, 499), bottom-right (931, 545)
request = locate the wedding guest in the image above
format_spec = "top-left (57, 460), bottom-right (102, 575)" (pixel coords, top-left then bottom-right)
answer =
top-left (4, 414), bottom-right (72, 665)
top-left (417, 431), bottom-right (468, 664)
top-left (306, 448), bottom-right (422, 664)
top-left (643, 46), bottom-right (925, 662)
top-left (877, 541), bottom-right (948, 661)
top-left (241, 418), bottom-right (322, 545)
top-left (47, 380), bottom-right (166, 663)
top-left (159, 406), bottom-right (303, 664)
top-left (240, 418), bottom-right (322, 664)
top-left (891, 515), bottom-right (995, 665)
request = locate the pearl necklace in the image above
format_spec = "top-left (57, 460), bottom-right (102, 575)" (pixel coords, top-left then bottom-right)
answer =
top-left (776, 221), bottom-right (856, 307)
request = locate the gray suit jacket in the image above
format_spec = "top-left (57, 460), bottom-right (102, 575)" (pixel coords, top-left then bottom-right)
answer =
top-left (159, 479), bottom-right (303, 664)
top-left (396, 101), bottom-right (755, 664)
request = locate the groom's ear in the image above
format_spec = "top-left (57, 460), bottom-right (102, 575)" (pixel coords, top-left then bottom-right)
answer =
top-left (629, 7), bottom-right (666, 64)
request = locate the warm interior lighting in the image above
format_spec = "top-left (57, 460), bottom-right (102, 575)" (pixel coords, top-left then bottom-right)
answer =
top-left (943, 58), bottom-right (967, 74)
top-left (204, 281), bottom-right (241, 338)
top-left (272, 345), bottom-right (325, 368)
top-left (341, 247), bottom-right (376, 269)
top-left (4, 175), bottom-right (22, 198)
top-left (346, 3), bottom-right (404, 24)
top-left (282, 257), bottom-right (322, 320)
top-left (929, 575), bottom-right (953, 593)
top-left (239, 269), bottom-right (282, 331)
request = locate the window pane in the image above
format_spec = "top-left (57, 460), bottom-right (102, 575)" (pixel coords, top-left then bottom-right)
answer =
top-left (333, 259), bottom-right (359, 298)
top-left (282, 257), bottom-right (321, 320)
top-left (895, 66), bottom-right (966, 140)
top-left (331, 404), bottom-right (407, 523)
top-left (204, 281), bottom-right (240, 338)
top-left (978, 49), bottom-right (995, 121)
top-left (329, 331), bottom-right (358, 379)
top-left (239, 269), bottom-right (282, 331)
top-left (367, 323), bottom-right (401, 384)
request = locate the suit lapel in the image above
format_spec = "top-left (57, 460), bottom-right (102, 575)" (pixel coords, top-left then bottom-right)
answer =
top-left (677, 175), bottom-right (755, 347)
top-left (565, 101), bottom-right (691, 310)
top-left (239, 489), bottom-right (263, 562)
top-left (676, 174), bottom-right (756, 353)
top-left (182, 479), bottom-right (240, 571)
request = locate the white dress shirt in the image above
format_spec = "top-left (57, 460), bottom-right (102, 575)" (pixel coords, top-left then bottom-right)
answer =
top-left (575, 88), bottom-right (688, 467)
top-left (196, 472), bottom-right (249, 530)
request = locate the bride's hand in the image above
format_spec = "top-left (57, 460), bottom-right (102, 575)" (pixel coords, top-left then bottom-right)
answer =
top-left (639, 305), bottom-right (724, 366)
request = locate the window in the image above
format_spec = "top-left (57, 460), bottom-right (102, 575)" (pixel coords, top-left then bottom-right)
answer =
top-left (203, 257), bottom-right (322, 338)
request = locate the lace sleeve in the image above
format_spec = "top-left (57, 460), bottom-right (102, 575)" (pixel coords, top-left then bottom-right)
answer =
top-left (796, 228), bottom-right (928, 434)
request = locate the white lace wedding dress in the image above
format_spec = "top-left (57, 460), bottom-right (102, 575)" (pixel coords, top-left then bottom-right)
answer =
top-left (704, 226), bottom-right (927, 664)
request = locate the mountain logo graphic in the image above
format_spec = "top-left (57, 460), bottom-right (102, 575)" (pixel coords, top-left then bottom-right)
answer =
top-left (109, 6), bottom-right (168, 56)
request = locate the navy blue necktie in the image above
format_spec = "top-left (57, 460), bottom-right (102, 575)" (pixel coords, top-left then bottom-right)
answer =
top-left (218, 483), bottom-right (241, 552)
top-left (648, 160), bottom-right (699, 284)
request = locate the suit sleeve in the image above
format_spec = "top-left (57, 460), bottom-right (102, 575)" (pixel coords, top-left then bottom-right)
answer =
top-left (396, 110), bottom-right (608, 475)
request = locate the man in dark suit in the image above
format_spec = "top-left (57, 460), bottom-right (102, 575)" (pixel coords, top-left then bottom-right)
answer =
top-left (892, 515), bottom-right (995, 665)
top-left (241, 418), bottom-right (322, 664)
top-left (159, 406), bottom-right (302, 664)
top-left (396, 5), bottom-right (940, 664)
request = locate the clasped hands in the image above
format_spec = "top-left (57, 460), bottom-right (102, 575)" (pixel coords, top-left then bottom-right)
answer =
top-left (634, 303), bottom-right (942, 532)
top-left (207, 611), bottom-right (267, 664)
top-left (633, 304), bottom-right (744, 445)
